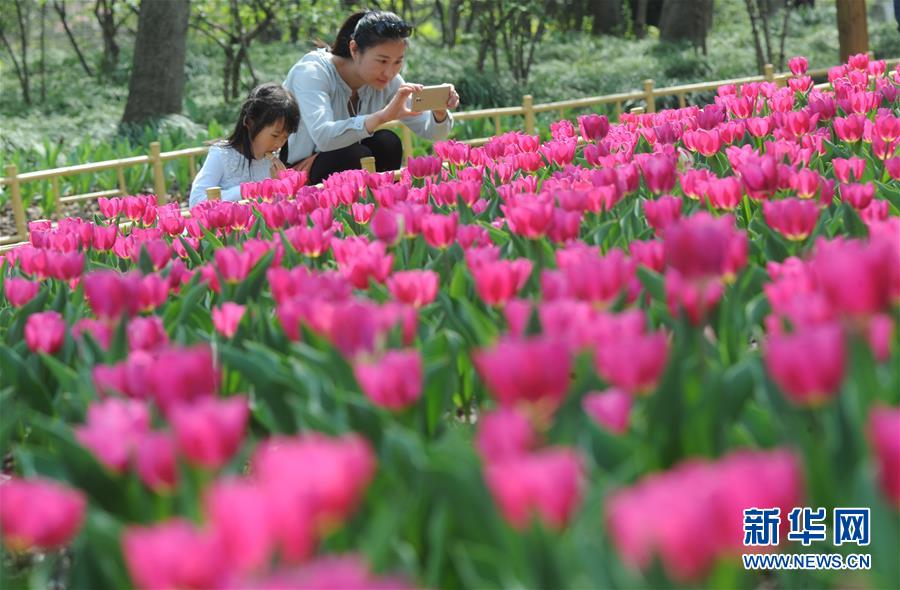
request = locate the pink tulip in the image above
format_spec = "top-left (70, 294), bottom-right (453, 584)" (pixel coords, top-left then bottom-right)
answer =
top-left (214, 246), bottom-right (253, 283)
top-left (606, 449), bottom-right (803, 582)
top-left (353, 349), bottom-right (422, 410)
top-left (285, 224), bottom-right (331, 258)
top-left (839, 182), bottom-right (875, 210)
top-left (422, 212), bottom-right (458, 248)
top-left (369, 207), bottom-right (401, 244)
top-left (205, 479), bottom-right (274, 573)
top-left (746, 116), bottom-right (773, 137)
top-left (145, 345), bottom-right (220, 415)
top-left (98, 196), bottom-right (123, 218)
top-left (563, 249), bottom-right (635, 308)
top-left (640, 154), bottom-right (677, 194)
top-left (387, 270), bottom-right (439, 308)
top-left (629, 240), bottom-right (665, 273)
top-left (123, 520), bottom-right (225, 590)
top-left (502, 195), bottom-right (554, 239)
top-left (833, 157), bottom-right (866, 183)
top-left (474, 336), bottom-right (571, 416)
top-left (253, 433), bottom-right (375, 548)
top-left (73, 318), bottom-right (114, 350)
top-left (540, 139), bottom-right (577, 167)
top-left (406, 155), bottom-right (442, 178)
top-left (596, 330), bottom-right (668, 394)
top-left (738, 153), bottom-right (781, 199)
top-left (643, 195), bottom-right (683, 235)
top-left (212, 302), bottom-right (246, 338)
top-left (0, 478), bottom-right (86, 552)
top-left (3, 277), bottom-right (40, 307)
top-left (83, 270), bottom-right (143, 320)
top-left (485, 448), bottom-right (583, 530)
top-left (91, 224), bottom-right (117, 250)
top-left (170, 396), bottom-right (249, 470)
top-left (810, 238), bottom-right (896, 318)
top-left (475, 407), bottom-right (536, 462)
top-left (24, 310), bottom-right (66, 354)
top-left (340, 241), bottom-right (394, 289)
top-left (868, 405), bottom-right (900, 507)
top-left (683, 128), bottom-right (721, 157)
top-left (471, 258), bottom-right (533, 307)
top-left (880, 155), bottom-right (900, 182)
top-left (664, 213), bottom-right (746, 280)
top-left (127, 315), bottom-right (169, 351)
top-left (763, 198), bottom-right (821, 241)
top-left (248, 555), bottom-right (413, 589)
top-left (788, 56), bottom-right (808, 76)
top-left (45, 251), bottom-right (84, 281)
top-left (351, 202), bottom-right (375, 224)
top-left (833, 114), bottom-right (866, 143)
top-left (75, 398), bottom-right (151, 472)
top-left (765, 323), bottom-right (845, 406)
top-left (578, 113), bottom-right (610, 141)
top-left (583, 388), bottom-right (632, 434)
top-left (134, 431), bottom-right (178, 492)
top-left (704, 176), bottom-right (743, 210)
top-left (665, 269), bottom-right (725, 325)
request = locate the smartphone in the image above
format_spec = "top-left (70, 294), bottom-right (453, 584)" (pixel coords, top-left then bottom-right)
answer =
top-left (410, 84), bottom-right (452, 112)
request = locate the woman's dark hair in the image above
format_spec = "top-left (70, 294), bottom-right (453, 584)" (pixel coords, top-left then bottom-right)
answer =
top-left (226, 82), bottom-right (300, 162)
top-left (331, 10), bottom-right (412, 58)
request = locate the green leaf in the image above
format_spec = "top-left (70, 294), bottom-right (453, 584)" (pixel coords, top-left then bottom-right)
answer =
top-left (0, 346), bottom-right (53, 414)
top-left (636, 266), bottom-right (665, 303)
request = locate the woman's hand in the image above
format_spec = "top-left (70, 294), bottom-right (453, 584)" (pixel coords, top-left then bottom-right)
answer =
top-left (432, 84), bottom-right (459, 123)
top-left (365, 83), bottom-right (423, 133)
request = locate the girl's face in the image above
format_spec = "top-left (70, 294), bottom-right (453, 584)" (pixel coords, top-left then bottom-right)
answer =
top-left (350, 39), bottom-right (406, 90)
top-left (250, 118), bottom-right (290, 159)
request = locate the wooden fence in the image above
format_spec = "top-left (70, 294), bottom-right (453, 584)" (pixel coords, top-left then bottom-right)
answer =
top-left (2, 57), bottom-right (897, 248)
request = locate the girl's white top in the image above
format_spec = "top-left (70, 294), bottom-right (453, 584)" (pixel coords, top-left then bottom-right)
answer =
top-left (189, 143), bottom-right (272, 207)
top-left (283, 48), bottom-right (454, 164)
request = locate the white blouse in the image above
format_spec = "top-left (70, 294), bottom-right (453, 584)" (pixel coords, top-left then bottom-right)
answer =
top-left (283, 48), bottom-right (453, 164)
top-left (188, 143), bottom-right (272, 207)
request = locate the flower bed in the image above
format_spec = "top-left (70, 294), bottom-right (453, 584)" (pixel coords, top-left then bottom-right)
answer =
top-left (1, 55), bottom-right (898, 589)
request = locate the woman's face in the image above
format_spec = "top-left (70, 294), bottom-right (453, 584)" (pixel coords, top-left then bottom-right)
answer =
top-left (351, 39), bottom-right (406, 90)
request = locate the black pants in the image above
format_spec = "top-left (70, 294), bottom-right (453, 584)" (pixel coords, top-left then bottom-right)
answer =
top-left (287, 130), bottom-right (402, 184)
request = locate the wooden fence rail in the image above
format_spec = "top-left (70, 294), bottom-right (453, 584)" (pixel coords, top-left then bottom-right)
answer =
top-left (2, 57), bottom-right (897, 247)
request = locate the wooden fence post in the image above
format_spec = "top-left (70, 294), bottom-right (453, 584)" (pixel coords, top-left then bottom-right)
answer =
top-left (206, 186), bottom-right (221, 201)
top-left (360, 156), bottom-right (376, 173)
top-left (401, 127), bottom-right (413, 167)
top-left (116, 165), bottom-right (127, 195)
top-left (523, 94), bottom-right (535, 135)
top-left (150, 142), bottom-right (167, 203)
top-left (5, 165), bottom-right (28, 240)
top-left (643, 79), bottom-right (656, 113)
top-left (764, 64), bottom-right (775, 82)
top-left (51, 176), bottom-right (62, 220)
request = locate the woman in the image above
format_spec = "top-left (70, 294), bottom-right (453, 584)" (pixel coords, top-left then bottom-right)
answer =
top-left (282, 10), bottom-right (459, 183)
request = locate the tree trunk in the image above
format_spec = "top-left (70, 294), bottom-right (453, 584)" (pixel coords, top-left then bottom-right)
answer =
top-left (14, 0), bottom-right (32, 103)
top-left (53, 0), bottom-right (94, 77)
top-left (122, 0), bottom-right (190, 125)
top-left (94, 0), bottom-right (121, 74)
top-left (591, 0), bottom-right (623, 35)
top-left (40, 0), bottom-right (47, 103)
top-left (634, 0), bottom-right (649, 39)
top-left (659, 0), bottom-right (712, 49)
top-left (836, 0), bottom-right (868, 63)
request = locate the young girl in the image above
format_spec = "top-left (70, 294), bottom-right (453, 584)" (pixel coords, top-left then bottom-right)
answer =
top-left (189, 83), bottom-right (300, 207)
